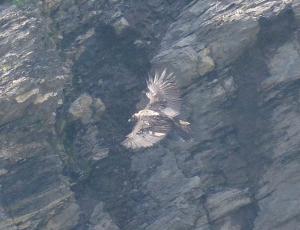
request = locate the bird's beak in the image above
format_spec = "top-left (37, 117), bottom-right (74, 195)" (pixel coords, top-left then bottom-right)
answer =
top-left (128, 114), bottom-right (136, 123)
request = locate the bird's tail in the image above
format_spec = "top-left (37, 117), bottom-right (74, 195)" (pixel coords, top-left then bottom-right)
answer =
top-left (178, 119), bottom-right (191, 133)
top-left (174, 119), bottom-right (191, 140)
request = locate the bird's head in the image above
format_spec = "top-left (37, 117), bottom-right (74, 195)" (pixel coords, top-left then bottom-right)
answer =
top-left (128, 113), bottom-right (138, 122)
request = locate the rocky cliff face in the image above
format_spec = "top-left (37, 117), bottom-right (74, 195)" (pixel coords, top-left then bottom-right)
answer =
top-left (1, 0), bottom-right (300, 229)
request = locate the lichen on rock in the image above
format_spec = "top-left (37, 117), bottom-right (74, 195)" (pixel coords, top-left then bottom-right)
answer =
top-left (68, 93), bottom-right (105, 124)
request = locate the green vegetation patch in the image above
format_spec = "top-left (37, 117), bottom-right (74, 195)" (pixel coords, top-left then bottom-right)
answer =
top-left (12, 0), bottom-right (31, 7)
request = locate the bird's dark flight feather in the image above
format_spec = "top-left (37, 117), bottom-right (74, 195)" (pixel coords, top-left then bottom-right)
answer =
top-left (122, 69), bottom-right (186, 150)
top-left (146, 69), bottom-right (181, 117)
top-left (121, 115), bottom-right (171, 150)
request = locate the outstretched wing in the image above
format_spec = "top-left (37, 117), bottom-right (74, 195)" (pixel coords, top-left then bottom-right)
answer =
top-left (146, 69), bottom-right (181, 118)
top-left (122, 115), bottom-right (171, 150)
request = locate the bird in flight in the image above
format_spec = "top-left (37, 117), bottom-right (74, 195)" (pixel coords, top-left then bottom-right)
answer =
top-left (122, 69), bottom-right (190, 150)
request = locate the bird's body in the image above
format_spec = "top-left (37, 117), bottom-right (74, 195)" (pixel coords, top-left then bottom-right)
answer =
top-left (122, 69), bottom-right (190, 150)
top-left (133, 109), bottom-right (160, 118)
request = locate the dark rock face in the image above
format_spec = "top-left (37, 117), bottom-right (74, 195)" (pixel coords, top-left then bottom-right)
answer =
top-left (1, 0), bottom-right (300, 229)
top-left (0, 3), bottom-right (79, 230)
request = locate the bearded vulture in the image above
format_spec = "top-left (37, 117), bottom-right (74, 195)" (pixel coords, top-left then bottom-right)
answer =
top-left (121, 69), bottom-right (190, 150)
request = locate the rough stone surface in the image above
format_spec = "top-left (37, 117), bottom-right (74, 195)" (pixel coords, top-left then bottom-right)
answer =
top-left (1, 0), bottom-right (300, 230)
top-left (89, 202), bottom-right (120, 230)
top-left (0, 3), bottom-right (79, 230)
top-left (68, 94), bottom-right (105, 124)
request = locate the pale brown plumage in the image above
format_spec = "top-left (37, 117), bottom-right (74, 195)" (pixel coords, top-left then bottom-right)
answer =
top-left (122, 69), bottom-right (190, 150)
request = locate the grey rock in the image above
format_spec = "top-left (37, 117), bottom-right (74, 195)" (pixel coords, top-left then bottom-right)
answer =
top-left (293, 0), bottom-right (300, 23)
top-left (69, 94), bottom-right (105, 124)
top-left (0, 169), bottom-right (8, 177)
top-left (69, 94), bottom-right (94, 124)
top-left (89, 202), bottom-right (120, 230)
top-left (206, 189), bottom-right (252, 221)
top-left (1, 0), bottom-right (300, 230)
top-left (153, 46), bottom-right (215, 87)
top-left (113, 17), bottom-right (130, 34)
top-left (0, 4), bottom-right (80, 230)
